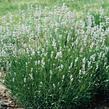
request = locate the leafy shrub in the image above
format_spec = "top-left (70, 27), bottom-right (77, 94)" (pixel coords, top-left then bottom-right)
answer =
top-left (1, 5), bottom-right (109, 109)
top-left (5, 38), bottom-right (109, 109)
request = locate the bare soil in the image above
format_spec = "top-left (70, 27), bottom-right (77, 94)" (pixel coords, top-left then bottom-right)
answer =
top-left (0, 71), bottom-right (23, 109)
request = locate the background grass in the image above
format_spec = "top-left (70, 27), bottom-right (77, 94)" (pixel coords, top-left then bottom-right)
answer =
top-left (0, 0), bottom-right (109, 16)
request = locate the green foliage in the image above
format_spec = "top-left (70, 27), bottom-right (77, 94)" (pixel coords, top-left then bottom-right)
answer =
top-left (0, 0), bottom-right (109, 16)
top-left (1, 1), bottom-right (109, 109)
top-left (4, 9), bottom-right (109, 108)
top-left (4, 38), bottom-right (109, 108)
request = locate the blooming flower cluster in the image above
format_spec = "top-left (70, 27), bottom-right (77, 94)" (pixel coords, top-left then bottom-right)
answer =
top-left (1, 4), bottom-right (109, 109)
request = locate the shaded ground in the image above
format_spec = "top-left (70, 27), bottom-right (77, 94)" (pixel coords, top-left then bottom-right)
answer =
top-left (0, 84), bottom-right (17, 109)
top-left (0, 71), bottom-right (23, 109)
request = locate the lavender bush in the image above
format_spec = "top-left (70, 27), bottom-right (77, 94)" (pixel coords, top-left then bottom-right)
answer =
top-left (0, 4), bottom-right (109, 109)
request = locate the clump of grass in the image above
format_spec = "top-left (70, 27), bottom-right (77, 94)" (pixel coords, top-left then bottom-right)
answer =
top-left (1, 4), bottom-right (109, 109)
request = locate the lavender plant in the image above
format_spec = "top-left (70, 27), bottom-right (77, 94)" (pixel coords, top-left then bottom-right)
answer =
top-left (1, 4), bottom-right (109, 109)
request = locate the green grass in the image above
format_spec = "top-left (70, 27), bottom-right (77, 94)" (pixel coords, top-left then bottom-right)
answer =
top-left (0, 0), bottom-right (109, 16)
top-left (0, 0), bottom-right (55, 16)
